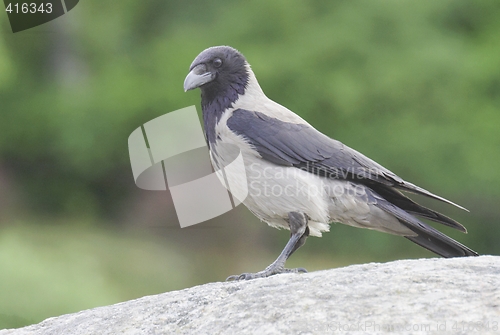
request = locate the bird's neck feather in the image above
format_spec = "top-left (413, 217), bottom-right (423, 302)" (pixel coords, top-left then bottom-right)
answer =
top-left (201, 65), bottom-right (264, 144)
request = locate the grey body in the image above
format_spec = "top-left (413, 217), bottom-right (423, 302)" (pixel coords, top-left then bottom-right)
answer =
top-left (212, 85), bottom-right (410, 237)
top-left (184, 46), bottom-right (477, 279)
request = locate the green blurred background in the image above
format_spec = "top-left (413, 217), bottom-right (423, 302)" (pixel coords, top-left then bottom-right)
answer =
top-left (1, 0), bottom-right (499, 329)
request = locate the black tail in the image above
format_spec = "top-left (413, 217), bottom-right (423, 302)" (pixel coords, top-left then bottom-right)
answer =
top-left (371, 189), bottom-right (478, 257)
top-left (371, 184), bottom-right (467, 232)
top-left (403, 222), bottom-right (478, 257)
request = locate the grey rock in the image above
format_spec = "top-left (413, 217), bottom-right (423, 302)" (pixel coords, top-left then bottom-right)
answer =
top-left (2, 256), bottom-right (499, 335)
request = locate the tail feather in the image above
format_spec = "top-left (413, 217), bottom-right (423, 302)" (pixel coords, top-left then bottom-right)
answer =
top-left (394, 181), bottom-right (468, 212)
top-left (372, 192), bottom-right (478, 258)
top-left (370, 184), bottom-right (467, 232)
top-left (403, 223), bottom-right (478, 258)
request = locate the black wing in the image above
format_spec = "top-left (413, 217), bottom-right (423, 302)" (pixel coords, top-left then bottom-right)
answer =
top-left (226, 109), bottom-right (469, 234)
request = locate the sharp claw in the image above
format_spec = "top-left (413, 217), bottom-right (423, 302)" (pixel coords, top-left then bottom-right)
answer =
top-left (226, 273), bottom-right (252, 281)
top-left (225, 268), bottom-right (307, 281)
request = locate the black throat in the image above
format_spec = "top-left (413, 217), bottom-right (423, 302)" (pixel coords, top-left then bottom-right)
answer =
top-left (200, 68), bottom-right (249, 145)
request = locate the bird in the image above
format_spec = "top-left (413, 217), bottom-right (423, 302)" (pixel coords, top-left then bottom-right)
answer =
top-left (183, 45), bottom-right (478, 281)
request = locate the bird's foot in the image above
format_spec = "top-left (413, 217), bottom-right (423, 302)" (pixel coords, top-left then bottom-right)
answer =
top-left (226, 267), bottom-right (307, 281)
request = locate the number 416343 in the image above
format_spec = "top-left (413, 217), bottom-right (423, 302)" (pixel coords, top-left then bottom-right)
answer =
top-left (5, 3), bottom-right (53, 14)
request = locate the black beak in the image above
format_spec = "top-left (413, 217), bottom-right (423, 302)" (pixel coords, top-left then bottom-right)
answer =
top-left (184, 64), bottom-right (215, 91)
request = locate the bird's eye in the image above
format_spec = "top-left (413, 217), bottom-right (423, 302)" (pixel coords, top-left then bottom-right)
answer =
top-left (213, 58), bottom-right (222, 68)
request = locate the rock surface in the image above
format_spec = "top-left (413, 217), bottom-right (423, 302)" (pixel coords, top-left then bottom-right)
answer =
top-left (2, 256), bottom-right (499, 335)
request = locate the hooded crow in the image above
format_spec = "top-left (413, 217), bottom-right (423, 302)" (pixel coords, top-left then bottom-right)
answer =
top-left (184, 46), bottom-right (478, 281)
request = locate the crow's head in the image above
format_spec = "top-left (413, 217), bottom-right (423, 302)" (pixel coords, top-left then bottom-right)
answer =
top-left (184, 46), bottom-right (249, 106)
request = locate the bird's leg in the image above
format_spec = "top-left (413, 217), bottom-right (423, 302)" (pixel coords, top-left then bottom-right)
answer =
top-left (226, 211), bottom-right (309, 281)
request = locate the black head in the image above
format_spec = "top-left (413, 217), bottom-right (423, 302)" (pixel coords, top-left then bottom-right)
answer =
top-left (184, 46), bottom-right (249, 110)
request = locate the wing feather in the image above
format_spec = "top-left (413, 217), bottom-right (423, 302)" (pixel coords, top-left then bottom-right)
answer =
top-left (227, 108), bottom-right (465, 210)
